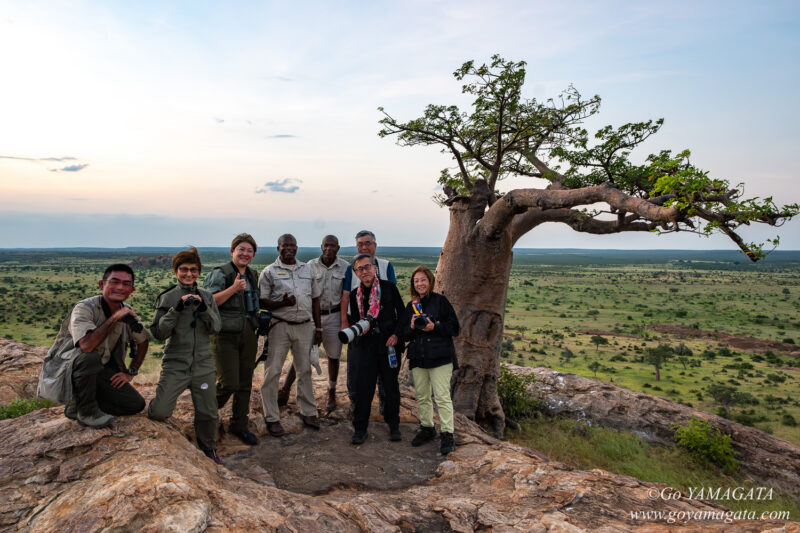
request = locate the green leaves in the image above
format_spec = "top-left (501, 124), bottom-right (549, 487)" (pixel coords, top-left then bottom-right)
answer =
top-left (378, 55), bottom-right (797, 260)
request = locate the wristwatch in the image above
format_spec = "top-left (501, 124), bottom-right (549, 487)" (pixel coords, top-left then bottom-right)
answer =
top-left (127, 366), bottom-right (139, 376)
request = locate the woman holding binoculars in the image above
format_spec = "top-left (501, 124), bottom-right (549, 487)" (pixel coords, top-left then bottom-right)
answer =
top-left (400, 265), bottom-right (460, 455)
top-left (147, 247), bottom-right (223, 464)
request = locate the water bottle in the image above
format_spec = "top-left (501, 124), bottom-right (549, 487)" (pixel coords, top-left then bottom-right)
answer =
top-left (387, 345), bottom-right (398, 369)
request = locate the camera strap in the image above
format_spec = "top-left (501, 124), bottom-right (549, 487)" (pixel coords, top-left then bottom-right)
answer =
top-left (411, 299), bottom-right (423, 315)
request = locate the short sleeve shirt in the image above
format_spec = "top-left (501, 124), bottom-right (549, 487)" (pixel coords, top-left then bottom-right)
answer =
top-left (258, 259), bottom-right (321, 322)
top-left (308, 256), bottom-right (349, 311)
top-left (69, 295), bottom-right (149, 366)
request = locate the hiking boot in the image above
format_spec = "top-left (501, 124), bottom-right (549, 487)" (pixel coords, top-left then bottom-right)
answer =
top-left (411, 426), bottom-right (436, 447)
top-left (64, 397), bottom-right (77, 421)
top-left (351, 430), bottom-right (367, 445)
top-left (76, 407), bottom-right (114, 429)
top-left (266, 421), bottom-right (285, 437)
top-left (389, 425), bottom-right (402, 442)
top-left (232, 429), bottom-right (259, 446)
top-left (300, 414), bottom-right (320, 430)
top-left (204, 449), bottom-right (223, 465)
top-left (440, 432), bottom-right (455, 456)
top-left (277, 387), bottom-right (290, 407)
top-left (325, 388), bottom-right (337, 411)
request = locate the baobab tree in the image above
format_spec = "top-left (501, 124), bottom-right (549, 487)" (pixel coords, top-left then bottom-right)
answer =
top-left (379, 55), bottom-right (797, 434)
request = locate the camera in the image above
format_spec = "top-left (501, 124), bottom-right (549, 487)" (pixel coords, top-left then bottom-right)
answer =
top-left (256, 311), bottom-right (273, 363)
top-left (413, 314), bottom-right (431, 330)
top-left (338, 316), bottom-right (376, 344)
top-left (184, 296), bottom-right (202, 307)
top-left (121, 313), bottom-right (144, 333)
top-left (256, 310), bottom-right (273, 337)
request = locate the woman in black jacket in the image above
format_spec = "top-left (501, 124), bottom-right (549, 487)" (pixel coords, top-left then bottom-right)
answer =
top-left (400, 265), bottom-right (459, 455)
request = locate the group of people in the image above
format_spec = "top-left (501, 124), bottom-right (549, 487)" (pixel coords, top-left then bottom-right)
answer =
top-left (40, 230), bottom-right (460, 464)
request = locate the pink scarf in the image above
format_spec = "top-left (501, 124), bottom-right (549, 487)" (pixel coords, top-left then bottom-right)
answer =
top-left (357, 281), bottom-right (381, 319)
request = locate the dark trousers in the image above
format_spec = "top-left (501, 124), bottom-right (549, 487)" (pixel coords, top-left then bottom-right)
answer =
top-left (350, 335), bottom-right (400, 433)
top-left (71, 351), bottom-right (145, 416)
top-left (347, 351), bottom-right (386, 403)
top-left (213, 327), bottom-right (257, 432)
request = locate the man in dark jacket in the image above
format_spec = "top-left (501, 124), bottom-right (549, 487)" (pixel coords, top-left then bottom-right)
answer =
top-left (346, 253), bottom-right (405, 445)
top-left (204, 233), bottom-right (260, 445)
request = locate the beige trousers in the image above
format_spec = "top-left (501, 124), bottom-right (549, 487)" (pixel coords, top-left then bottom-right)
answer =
top-left (260, 321), bottom-right (317, 422)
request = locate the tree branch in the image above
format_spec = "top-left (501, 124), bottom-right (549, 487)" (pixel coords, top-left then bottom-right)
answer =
top-left (483, 184), bottom-right (679, 240)
top-left (510, 207), bottom-right (651, 244)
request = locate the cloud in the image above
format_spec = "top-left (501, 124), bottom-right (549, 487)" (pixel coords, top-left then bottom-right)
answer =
top-left (214, 118), bottom-right (225, 124)
top-left (266, 134), bottom-right (296, 138)
top-left (49, 163), bottom-right (89, 172)
top-left (255, 178), bottom-right (302, 194)
top-left (0, 155), bottom-right (77, 162)
top-left (262, 75), bottom-right (292, 82)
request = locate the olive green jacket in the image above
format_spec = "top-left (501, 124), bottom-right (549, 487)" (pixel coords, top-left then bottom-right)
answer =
top-left (150, 283), bottom-right (220, 376)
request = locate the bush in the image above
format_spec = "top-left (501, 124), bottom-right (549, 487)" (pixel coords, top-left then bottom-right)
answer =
top-left (497, 366), bottom-right (538, 421)
top-left (672, 417), bottom-right (738, 473)
top-left (0, 397), bottom-right (55, 420)
top-left (781, 413), bottom-right (797, 427)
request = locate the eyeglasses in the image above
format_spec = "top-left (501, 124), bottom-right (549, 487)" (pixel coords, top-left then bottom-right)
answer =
top-left (354, 264), bottom-right (374, 273)
top-left (106, 279), bottom-right (134, 288)
top-left (234, 246), bottom-right (254, 254)
top-left (178, 267), bottom-right (200, 274)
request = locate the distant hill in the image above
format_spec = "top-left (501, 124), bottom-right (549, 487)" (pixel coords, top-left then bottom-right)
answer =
top-left (2, 247), bottom-right (799, 269)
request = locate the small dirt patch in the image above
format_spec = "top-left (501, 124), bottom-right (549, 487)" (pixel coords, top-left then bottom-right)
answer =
top-left (225, 421), bottom-right (445, 495)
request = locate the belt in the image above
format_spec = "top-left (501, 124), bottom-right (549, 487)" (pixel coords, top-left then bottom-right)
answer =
top-left (320, 307), bottom-right (339, 316)
top-left (272, 317), bottom-right (311, 326)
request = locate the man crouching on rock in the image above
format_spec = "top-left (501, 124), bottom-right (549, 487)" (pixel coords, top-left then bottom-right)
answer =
top-left (41, 264), bottom-right (149, 429)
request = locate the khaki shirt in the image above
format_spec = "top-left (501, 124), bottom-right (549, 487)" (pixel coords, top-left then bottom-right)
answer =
top-left (69, 295), bottom-right (150, 366)
top-left (259, 259), bottom-right (321, 322)
top-left (308, 256), bottom-right (348, 311)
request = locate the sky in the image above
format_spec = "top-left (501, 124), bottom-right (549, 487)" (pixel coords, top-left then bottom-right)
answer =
top-left (1, 1), bottom-right (798, 252)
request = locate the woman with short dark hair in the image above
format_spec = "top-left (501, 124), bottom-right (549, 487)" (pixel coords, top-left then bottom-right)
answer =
top-left (148, 247), bottom-right (223, 463)
top-left (399, 265), bottom-right (460, 455)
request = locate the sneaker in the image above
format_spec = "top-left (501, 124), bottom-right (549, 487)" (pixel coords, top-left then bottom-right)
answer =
top-left (351, 431), bottom-right (367, 445)
top-left (411, 426), bottom-right (437, 447)
top-left (389, 426), bottom-right (402, 442)
top-left (266, 421), bottom-right (285, 437)
top-left (440, 432), bottom-right (455, 456)
top-left (232, 429), bottom-right (259, 446)
top-left (204, 449), bottom-right (223, 465)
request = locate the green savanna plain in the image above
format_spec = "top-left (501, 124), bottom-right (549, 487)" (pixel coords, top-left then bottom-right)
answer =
top-left (0, 248), bottom-right (798, 446)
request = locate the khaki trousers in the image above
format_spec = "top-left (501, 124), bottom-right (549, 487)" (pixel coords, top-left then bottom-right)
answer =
top-left (260, 320), bottom-right (317, 422)
top-left (412, 363), bottom-right (454, 433)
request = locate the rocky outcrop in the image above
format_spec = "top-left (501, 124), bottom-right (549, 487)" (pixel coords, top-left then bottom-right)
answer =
top-left (0, 339), bottom-right (47, 405)
top-left (1, 339), bottom-right (797, 531)
top-left (515, 365), bottom-right (800, 497)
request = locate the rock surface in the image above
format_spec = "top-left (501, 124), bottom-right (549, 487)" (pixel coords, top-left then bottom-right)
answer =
top-left (0, 339), bottom-right (47, 405)
top-left (1, 339), bottom-right (798, 532)
top-left (516, 365), bottom-right (800, 497)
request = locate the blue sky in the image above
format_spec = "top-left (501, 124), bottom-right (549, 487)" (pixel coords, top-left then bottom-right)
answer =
top-left (1, 1), bottom-right (798, 252)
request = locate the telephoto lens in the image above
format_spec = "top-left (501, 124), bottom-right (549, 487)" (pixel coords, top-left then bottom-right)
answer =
top-left (338, 317), bottom-right (372, 344)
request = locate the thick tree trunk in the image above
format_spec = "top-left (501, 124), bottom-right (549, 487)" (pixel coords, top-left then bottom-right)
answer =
top-left (435, 199), bottom-right (513, 436)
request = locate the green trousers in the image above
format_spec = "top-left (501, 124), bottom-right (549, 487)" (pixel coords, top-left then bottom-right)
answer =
top-left (212, 327), bottom-right (257, 432)
top-left (148, 366), bottom-right (219, 452)
top-left (411, 363), bottom-right (454, 433)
